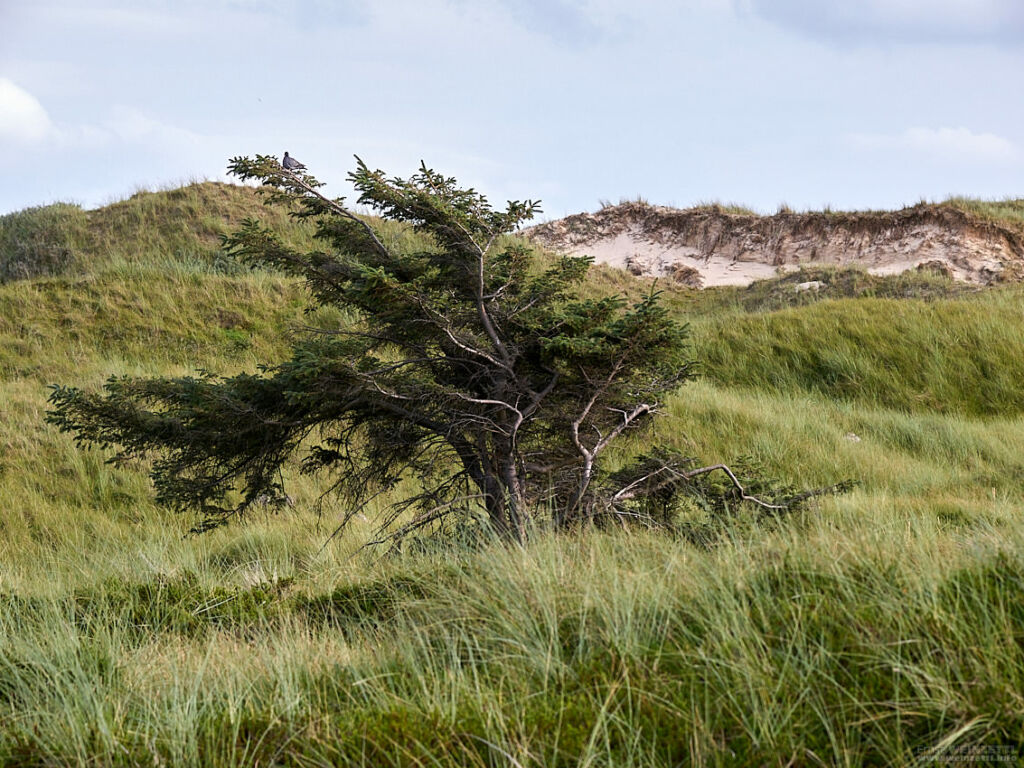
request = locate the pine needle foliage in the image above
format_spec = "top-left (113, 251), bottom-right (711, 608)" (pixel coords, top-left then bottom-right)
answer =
top-left (47, 155), bottom-right (693, 543)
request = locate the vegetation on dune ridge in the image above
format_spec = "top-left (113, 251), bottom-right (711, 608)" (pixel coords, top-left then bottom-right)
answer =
top-left (944, 195), bottom-right (1024, 227)
top-left (696, 290), bottom-right (1024, 416)
top-left (3, 182), bottom-right (1022, 286)
top-left (588, 194), bottom-right (1024, 224)
top-left (0, 181), bottom-right (320, 282)
top-left (1, 174), bottom-right (1023, 764)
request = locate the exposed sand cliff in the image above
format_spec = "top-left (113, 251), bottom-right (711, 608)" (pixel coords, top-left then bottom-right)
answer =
top-left (524, 202), bottom-right (1024, 288)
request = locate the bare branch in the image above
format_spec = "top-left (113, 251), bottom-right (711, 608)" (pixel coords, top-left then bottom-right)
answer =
top-left (282, 168), bottom-right (392, 260)
top-left (611, 462), bottom-right (789, 512)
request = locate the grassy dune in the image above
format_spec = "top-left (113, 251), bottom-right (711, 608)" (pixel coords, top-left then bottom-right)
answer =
top-left (1, 186), bottom-right (1023, 765)
top-left (695, 292), bottom-right (1024, 416)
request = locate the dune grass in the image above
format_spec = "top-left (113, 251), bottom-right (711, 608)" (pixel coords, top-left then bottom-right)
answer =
top-left (692, 288), bottom-right (1024, 416)
top-left (1, 187), bottom-right (1023, 765)
top-left (943, 196), bottom-right (1024, 227)
top-left (3, 520), bottom-right (1023, 766)
top-left (0, 182), bottom-right (320, 283)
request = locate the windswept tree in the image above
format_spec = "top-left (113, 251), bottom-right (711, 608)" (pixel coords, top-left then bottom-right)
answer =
top-left (48, 155), bottom-right (812, 545)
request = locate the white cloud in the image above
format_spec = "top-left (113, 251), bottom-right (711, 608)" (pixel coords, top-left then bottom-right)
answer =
top-left (740, 0), bottom-right (1024, 43)
top-left (849, 127), bottom-right (1020, 164)
top-left (103, 106), bottom-right (205, 147)
top-left (0, 77), bottom-right (206, 155)
top-left (0, 79), bottom-right (56, 144)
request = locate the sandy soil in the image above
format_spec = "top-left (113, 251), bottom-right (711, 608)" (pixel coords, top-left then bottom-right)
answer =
top-left (525, 203), bottom-right (1023, 288)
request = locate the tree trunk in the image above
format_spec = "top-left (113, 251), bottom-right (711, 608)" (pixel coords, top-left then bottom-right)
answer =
top-left (500, 454), bottom-right (528, 543)
top-left (557, 454), bottom-right (594, 529)
top-left (478, 450), bottom-right (528, 543)
top-left (482, 472), bottom-right (514, 540)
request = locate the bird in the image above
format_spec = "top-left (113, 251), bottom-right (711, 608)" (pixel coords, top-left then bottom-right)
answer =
top-left (282, 152), bottom-right (306, 171)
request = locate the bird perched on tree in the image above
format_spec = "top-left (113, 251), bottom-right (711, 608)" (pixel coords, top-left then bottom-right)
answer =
top-left (282, 152), bottom-right (306, 171)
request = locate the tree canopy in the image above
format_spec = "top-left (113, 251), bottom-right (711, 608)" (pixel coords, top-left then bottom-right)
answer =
top-left (48, 155), bottom-right (815, 545)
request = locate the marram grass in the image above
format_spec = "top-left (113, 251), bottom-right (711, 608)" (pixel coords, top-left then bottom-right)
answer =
top-left (3, 527), bottom-right (1024, 766)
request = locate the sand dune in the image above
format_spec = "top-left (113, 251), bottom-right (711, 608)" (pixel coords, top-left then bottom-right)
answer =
top-left (525, 202), bottom-right (1024, 288)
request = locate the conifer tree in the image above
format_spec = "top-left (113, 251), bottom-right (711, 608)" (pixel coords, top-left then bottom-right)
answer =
top-left (49, 155), bottom-right (811, 544)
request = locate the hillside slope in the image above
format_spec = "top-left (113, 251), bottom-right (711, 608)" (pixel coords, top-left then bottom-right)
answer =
top-left (0, 182), bottom-right (317, 282)
top-left (2, 184), bottom-right (1024, 765)
top-left (526, 199), bottom-right (1024, 287)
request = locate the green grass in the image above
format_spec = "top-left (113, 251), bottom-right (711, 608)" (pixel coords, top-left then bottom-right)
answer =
top-left (3, 528), bottom-right (1023, 765)
top-left (0, 266), bottom-right (306, 382)
top-left (692, 288), bottom-right (1024, 416)
top-left (944, 196), bottom-right (1024, 227)
top-left (0, 182), bottom-right (319, 282)
top-left (1, 185), bottom-right (1023, 765)
top-left (689, 200), bottom-right (760, 216)
top-left (0, 202), bottom-right (88, 282)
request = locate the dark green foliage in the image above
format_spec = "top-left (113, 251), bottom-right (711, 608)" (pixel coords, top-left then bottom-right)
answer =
top-left (47, 155), bottom-right (694, 541)
top-left (49, 371), bottom-right (310, 531)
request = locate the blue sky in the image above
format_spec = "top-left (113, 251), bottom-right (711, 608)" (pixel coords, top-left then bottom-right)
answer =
top-left (1, 0), bottom-right (1022, 218)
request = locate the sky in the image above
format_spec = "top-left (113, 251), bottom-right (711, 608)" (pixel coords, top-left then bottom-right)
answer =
top-left (1, 0), bottom-right (1022, 219)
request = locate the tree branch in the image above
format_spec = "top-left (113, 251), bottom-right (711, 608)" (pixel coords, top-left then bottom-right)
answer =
top-left (282, 167), bottom-right (392, 260)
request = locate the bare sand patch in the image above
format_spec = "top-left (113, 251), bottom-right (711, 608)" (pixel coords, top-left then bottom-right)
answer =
top-left (525, 202), bottom-right (1024, 287)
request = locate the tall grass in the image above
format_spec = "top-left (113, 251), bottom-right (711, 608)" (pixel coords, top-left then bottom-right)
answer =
top-left (693, 288), bottom-right (1024, 416)
top-left (944, 196), bottom-right (1024, 227)
top-left (0, 203), bottom-right (88, 282)
top-left (2, 526), bottom-right (1023, 766)
top-left (0, 182), bottom-right (321, 283)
